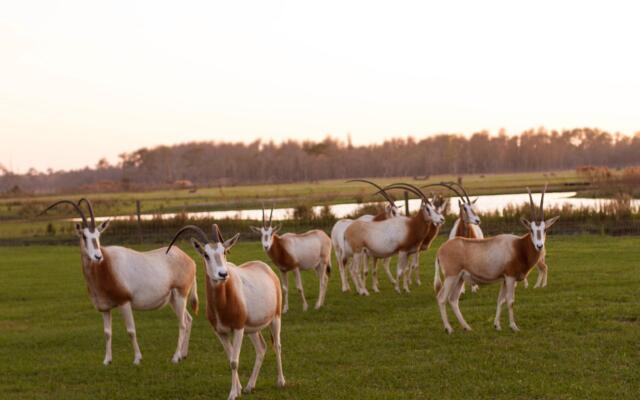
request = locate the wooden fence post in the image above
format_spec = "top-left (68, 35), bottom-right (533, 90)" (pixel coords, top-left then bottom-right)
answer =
top-left (136, 200), bottom-right (143, 244)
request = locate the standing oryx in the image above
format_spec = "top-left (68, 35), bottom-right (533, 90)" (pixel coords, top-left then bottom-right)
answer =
top-left (252, 206), bottom-right (331, 312)
top-left (434, 185), bottom-right (559, 333)
top-left (345, 183), bottom-right (446, 294)
top-left (401, 192), bottom-right (448, 289)
top-left (441, 181), bottom-right (549, 291)
top-left (166, 224), bottom-right (285, 400)
top-left (438, 181), bottom-right (483, 294)
top-left (40, 198), bottom-right (198, 365)
top-left (331, 180), bottom-right (400, 295)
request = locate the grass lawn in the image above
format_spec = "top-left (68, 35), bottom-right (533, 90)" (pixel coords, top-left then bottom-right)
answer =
top-left (0, 235), bottom-right (638, 399)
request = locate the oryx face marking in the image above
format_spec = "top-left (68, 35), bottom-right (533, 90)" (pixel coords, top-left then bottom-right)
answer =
top-left (462, 203), bottom-right (481, 225)
top-left (385, 204), bottom-right (400, 218)
top-left (257, 227), bottom-right (275, 251)
top-left (76, 225), bottom-right (103, 262)
top-left (201, 242), bottom-right (229, 282)
top-left (422, 202), bottom-right (445, 226)
top-left (529, 221), bottom-right (546, 251)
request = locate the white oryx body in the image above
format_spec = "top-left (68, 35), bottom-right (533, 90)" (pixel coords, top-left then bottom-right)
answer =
top-left (42, 199), bottom-right (198, 366)
top-left (262, 229), bottom-right (332, 313)
top-left (167, 225), bottom-right (285, 400)
top-left (331, 205), bottom-right (398, 295)
top-left (253, 205), bottom-right (331, 313)
top-left (433, 187), bottom-right (559, 333)
top-left (345, 183), bottom-right (446, 294)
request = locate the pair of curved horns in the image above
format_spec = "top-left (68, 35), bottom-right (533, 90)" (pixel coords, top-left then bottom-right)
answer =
top-left (346, 179), bottom-right (397, 207)
top-left (422, 181), bottom-right (471, 204)
top-left (166, 223), bottom-right (226, 254)
top-left (527, 184), bottom-right (548, 221)
top-left (40, 198), bottom-right (97, 229)
top-left (380, 182), bottom-right (432, 205)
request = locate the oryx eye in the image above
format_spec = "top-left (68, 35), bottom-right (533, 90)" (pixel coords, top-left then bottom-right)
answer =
top-left (204, 254), bottom-right (210, 260)
top-left (82, 234), bottom-right (87, 241)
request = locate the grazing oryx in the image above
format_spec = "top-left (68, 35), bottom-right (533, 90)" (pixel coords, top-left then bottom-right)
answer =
top-left (331, 180), bottom-right (400, 295)
top-left (434, 186), bottom-right (559, 333)
top-left (167, 224), bottom-right (284, 400)
top-left (40, 199), bottom-right (198, 365)
top-left (251, 207), bottom-right (331, 312)
top-left (345, 183), bottom-right (446, 294)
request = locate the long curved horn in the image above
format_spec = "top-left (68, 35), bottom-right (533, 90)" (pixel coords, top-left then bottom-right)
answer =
top-left (526, 187), bottom-right (536, 221)
top-left (382, 183), bottom-right (431, 205)
top-left (421, 182), bottom-right (465, 201)
top-left (346, 179), bottom-right (397, 205)
top-left (261, 203), bottom-right (266, 228)
top-left (540, 183), bottom-right (548, 220)
top-left (166, 225), bottom-right (209, 254)
top-left (212, 224), bottom-right (224, 243)
top-left (447, 181), bottom-right (472, 203)
top-left (77, 198), bottom-right (96, 229)
top-left (40, 200), bottom-right (88, 227)
top-left (269, 205), bottom-right (274, 226)
top-left (400, 182), bottom-right (431, 203)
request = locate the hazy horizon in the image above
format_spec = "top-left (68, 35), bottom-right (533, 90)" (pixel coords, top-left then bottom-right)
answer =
top-left (2, 0), bottom-right (639, 172)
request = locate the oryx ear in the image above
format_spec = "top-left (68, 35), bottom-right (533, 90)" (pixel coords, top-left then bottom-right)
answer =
top-left (472, 197), bottom-right (478, 204)
top-left (97, 219), bottom-right (111, 233)
top-left (544, 216), bottom-right (560, 230)
top-left (223, 233), bottom-right (240, 252)
top-left (249, 226), bottom-right (261, 233)
top-left (74, 223), bottom-right (84, 237)
top-left (520, 217), bottom-right (531, 230)
top-left (273, 224), bottom-right (282, 234)
top-left (458, 199), bottom-right (463, 208)
top-left (190, 237), bottom-right (205, 254)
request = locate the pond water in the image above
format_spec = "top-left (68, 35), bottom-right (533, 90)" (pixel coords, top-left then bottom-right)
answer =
top-left (90, 191), bottom-right (639, 222)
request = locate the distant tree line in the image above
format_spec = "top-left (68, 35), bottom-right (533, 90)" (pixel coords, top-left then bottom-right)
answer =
top-left (2, 127), bottom-right (640, 194)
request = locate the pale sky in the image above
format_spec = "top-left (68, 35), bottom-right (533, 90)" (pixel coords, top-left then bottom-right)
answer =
top-left (1, 0), bottom-right (639, 172)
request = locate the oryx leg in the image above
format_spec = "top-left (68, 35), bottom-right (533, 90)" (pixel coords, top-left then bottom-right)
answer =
top-left (293, 268), bottom-right (309, 311)
top-left (437, 276), bottom-right (457, 334)
top-left (383, 257), bottom-right (396, 285)
top-left (168, 290), bottom-right (189, 363)
top-left (505, 276), bottom-right (519, 332)
top-left (494, 280), bottom-right (507, 331)
top-left (535, 255), bottom-right (549, 288)
top-left (270, 316), bottom-right (286, 388)
top-left (278, 270), bottom-right (289, 313)
top-left (394, 252), bottom-right (409, 294)
top-left (448, 275), bottom-right (472, 331)
top-left (226, 328), bottom-right (245, 400)
top-left (361, 252), bottom-right (369, 288)
top-left (243, 332), bottom-right (266, 394)
top-left (371, 258), bottom-right (380, 293)
top-left (413, 253), bottom-right (422, 286)
top-left (403, 254), bottom-right (414, 288)
top-left (102, 310), bottom-right (112, 365)
top-left (315, 260), bottom-right (330, 309)
top-left (336, 250), bottom-right (351, 292)
top-left (119, 302), bottom-right (142, 365)
top-left (350, 252), bottom-right (369, 296)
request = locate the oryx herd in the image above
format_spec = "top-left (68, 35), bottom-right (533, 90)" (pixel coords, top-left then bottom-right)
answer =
top-left (38, 181), bottom-right (557, 400)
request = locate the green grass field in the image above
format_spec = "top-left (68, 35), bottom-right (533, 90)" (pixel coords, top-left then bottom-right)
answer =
top-left (1, 236), bottom-right (638, 399)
